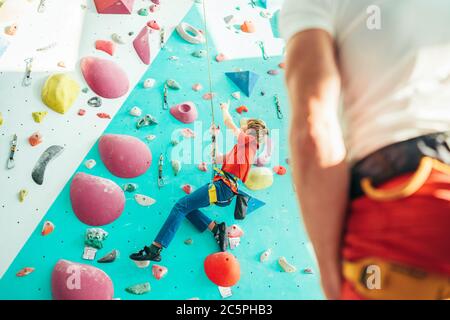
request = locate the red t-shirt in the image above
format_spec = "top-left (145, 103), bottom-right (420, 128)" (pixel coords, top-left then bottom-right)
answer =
top-left (221, 132), bottom-right (258, 182)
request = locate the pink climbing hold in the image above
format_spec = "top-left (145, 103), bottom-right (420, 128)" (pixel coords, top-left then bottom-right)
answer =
top-left (93, 0), bottom-right (134, 14)
top-left (70, 173), bottom-right (125, 226)
top-left (152, 264), bottom-right (168, 280)
top-left (52, 260), bottom-right (114, 300)
top-left (227, 224), bottom-right (244, 238)
top-left (147, 20), bottom-right (160, 31)
top-left (192, 83), bottom-right (202, 92)
top-left (170, 102), bottom-right (198, 124)
top-left (80, 56), bottom-right (129, 99)
top-left (133, 26), bottom-right (151, 65)
top-left (215, 53), bottom-right (227, 62)
top-left (95, 40), bottom-right (116, 56)
top-left (78, 109), bottom-right (86, 116)
top-left (182, 184), bottom-right (193, 194)
top-left (99, 134), bottom-right (152, 178)
top-left (202, 92), bottom-right (215, 100)
top-left (198, 162), bottom-right (207, 172)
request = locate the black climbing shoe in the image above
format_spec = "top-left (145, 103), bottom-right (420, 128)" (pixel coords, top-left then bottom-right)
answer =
top-left (213, 222), bottom-right (227, 252)
top-left (129, 245), bottom-right (162, 262)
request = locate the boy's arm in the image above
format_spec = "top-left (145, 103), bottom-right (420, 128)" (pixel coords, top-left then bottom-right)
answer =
top-left (220, 102), bottom-right (241, 138)
top-left (285, 29), bottom-right (348, 300)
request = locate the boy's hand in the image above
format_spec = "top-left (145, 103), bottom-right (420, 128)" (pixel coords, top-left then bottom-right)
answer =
top-left (220, 102), bottom-right (229, 111)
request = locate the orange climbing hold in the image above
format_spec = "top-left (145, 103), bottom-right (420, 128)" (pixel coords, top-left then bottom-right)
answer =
top-left (236, 106), bottom-right (248, 114)
top-left (273, 165), bottom-right (287, 175)
top-left (28, 132), bottom-right (43, 147)
top-left (41, 221), bottom-right (55, 236)
top-left (240, 21), bottom-right (256, 33)
top-left (204, 252), bottom-right (240, 287)
top-left (95, 40), bottom-right (116, 56)
top-left (16, 267), bottom-right (35, 277)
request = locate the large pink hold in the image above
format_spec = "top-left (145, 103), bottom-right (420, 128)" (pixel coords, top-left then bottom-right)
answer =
top-left (99, 134), bottom-right (152, 178)
top-left (170, 102), bottom-right (198, 124)
top-left (70, 173), bottom-right (125, 226)
top-left (94, 0), bottom-right (134, 14)
top-left (80, 56), bottom-right (129, 99)
top-left (133, 26), bottom-right (151, 65)
top-left (51, 260), bottom-right (114, 300)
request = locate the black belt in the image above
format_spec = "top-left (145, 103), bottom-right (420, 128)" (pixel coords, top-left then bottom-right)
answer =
top-left (351, 131), bottom-right (450, 200)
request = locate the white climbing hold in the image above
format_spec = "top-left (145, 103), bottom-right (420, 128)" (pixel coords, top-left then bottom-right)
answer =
top-left (226, 224), bottom-right (244, 238)
top-left (218, 286), bottom-right (233, 299)
top-left (145, 135), bottom-right (156, 141)
top-left (134, 194), bottom-right (156, 207)
top-left (111, 33), bottom-right (126, 44)
top-left (278, 256), bottom-right (297, 273)
top-left (143, 78), bottom-right (155, 89)
top-left (228, 237), bottom-right (240, 250)
top-left (134, 260), bottom-right (150, 268)
top-left (84, 159), bottom-right (96, 169)
top-left (171, 160), bottom-right (181, 176)
top-left (82, 246), bottom-right (97, 261)
top-left (260, 249), bottom-right (271, 262)
top-left (129, 106), bottom-right (142, 117)
top-left (231, 92), bottom-right (241, 100)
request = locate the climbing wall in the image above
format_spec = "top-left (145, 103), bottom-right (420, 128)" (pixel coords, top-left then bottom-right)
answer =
top-left (0, 5), bottom-right (323, 300)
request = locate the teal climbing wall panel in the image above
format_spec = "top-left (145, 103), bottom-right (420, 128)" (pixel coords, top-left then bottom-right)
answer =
top-left (0, 7), bottom-right (323, 300)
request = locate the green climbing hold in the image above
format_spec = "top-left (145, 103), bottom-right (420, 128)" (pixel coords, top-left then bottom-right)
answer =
top-left (192, 50), bottom-right (206, 58)
top-left (123, 183), bottom-right (138, 192)
top-left (84, 228), bottom-right (108, 249)
top-left (137, 8), bottom-right (148, 16)
top-left (126, 282), bottom-right (151, 295)
top-left (166, 79), bottom-right (181, 90)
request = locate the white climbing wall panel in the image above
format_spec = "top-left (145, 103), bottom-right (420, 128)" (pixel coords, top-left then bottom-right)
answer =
top-left (0, 0), bottom-right (193, 279)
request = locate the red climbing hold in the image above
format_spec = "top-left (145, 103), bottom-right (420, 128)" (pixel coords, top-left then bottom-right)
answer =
top-left (147, 20), bottom-right (160, 31)
top-left (78, 109), bottom-right (86, 116)
top-left (204, 252), bottom-right (240, 287)
top-left (16, 267), bottom-right (35, 277)
top-left (182, 184), bottom-right (193, 194)
top-left (95, 40), bottom-right (116, 56)
top-left (97, 112), bottom-right (111, 119)
top-left (235, 106), bottom-right (248, 114)
top-left (273, 165), bottom-right (287, 175)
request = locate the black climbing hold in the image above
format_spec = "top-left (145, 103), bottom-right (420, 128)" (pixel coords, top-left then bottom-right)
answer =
top-left (31, 145), bottom-right (64, 185)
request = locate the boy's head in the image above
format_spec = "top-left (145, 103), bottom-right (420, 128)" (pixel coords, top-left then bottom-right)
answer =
top-left (241, 118), bottom-right (269, 144)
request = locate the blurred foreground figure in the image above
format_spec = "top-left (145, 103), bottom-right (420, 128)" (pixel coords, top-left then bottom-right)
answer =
top-left (281, 0), bottom-right (450, 300)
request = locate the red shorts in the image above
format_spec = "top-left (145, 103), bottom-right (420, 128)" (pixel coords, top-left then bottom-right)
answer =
top-left (341, 169), bottom-right (450, 299)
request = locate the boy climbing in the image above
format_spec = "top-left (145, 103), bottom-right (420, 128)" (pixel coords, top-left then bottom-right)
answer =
top-left (130, 102), bottom-right (269, 262)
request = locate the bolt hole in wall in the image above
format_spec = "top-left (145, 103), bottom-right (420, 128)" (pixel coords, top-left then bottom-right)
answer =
top-left (0, 0), bottom-right (322, 300)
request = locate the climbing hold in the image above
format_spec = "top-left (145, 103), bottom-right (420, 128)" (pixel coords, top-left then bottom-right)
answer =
top-left (170, 102), bottom-right (198, 123)
top-left (123, 183), bottom-right (138, 192)
top-left (4, 23), bottom-right (17, 36)
top-left (85, 228), bottom-right (108, 249)
top-left (235, 106), bottom-right (248, 114)
top-left (129, 106), bottom-right (142, 117)
top-left (303, 267), bottom-right (314, 274)
top-left (152, 265), bottom-right (168, 280)
top-left (18, 189), bottom-right (28, 203)
top-left (166, 79), bottom-right (181, 90)
top-left (192, 50), bottom-right (207, 58)
top-left (57, 61), bottom-right (66, 68)
top-left (28, 132), bottom-right (42, 146)
top-left (70, 173), bottom-right (125, 226)
top-left (84, 159), bottom-right (96, 169)
top-left (231, 92), bottom-right (241, 100)
top-left (133, 26), bottom-right (150, 65)
top-left (168, 55), bottom-right (179, 61)
top-left (240, 21), bottom-right (256, 33)
top-left (32, 111), bottom-right (48, 123)
top-left (273, 165), bottom-right (287, 175)
top-left (99, 134), bottom-right (152, 178)
top-left (278, 256), bottom-right (297, 273)
top-left (93, 0), bottom-right (134, 14)
top-left (96, 112), bottom-right (111, 119)
top-left (111, 33), bottom-right (126, 44)
top-left (260, 249), bottom-right (272, 262)
top-left (87, 96), bottom-right (102, 108)
top-left (176, 22), bottom-right (205, 44)
top-left (224, 15), bottom-right (235, 25)
top-left (226, 225), bottom-right (244, 238)
top-left (32, 145), bottom-right (64, 185)
top-left (171, 159), bottom-right (181, 176)
top-left (145, 134), bottom-right (156, 141)
top-left (218, 286), bottom-right (233, 299)
top-left (135, 194), bottom-right (156, 207)
top-left (125, 282), bottom-right (150, 295)
top-left (225, 71), bottom-right (259, 97)
top-left (41, 221), bottom-right (55, 236)
top-left (198, 162), bottom-right (207, 172)
top-left (267, 69), bottom-right (279, 76)
top-left (0, 112), bottom-right (3, 126)
top-left (143, 78), bottom-right (155, 89)
top-left (80, 56), bottom-right (129, 99)
top-left (78, 109), bottom-right (86, 116)
top-left (95, 40), bottom-right (116, 56)
top-left (184, 238), bottom-right (193, 245)
top-left (149, 4), bottom-right (159, 13)
top-left (181, 128), bottom-right (195, 138)
top-left (204, 252), bottom-right (240, 287)
top-left (134, 260), bottom-right (150, 268)
top-left (171, 139), bottom-right (180, 146)
top-left (136, 114), bottom-right (158, 129)
top-left (244, 167), bottom-right (274, 190)
top-left (16, 267), bottom-right (34, 277)
top-left (192, 83), bottom-right (202, 92)
top-left (215, 53), bottom-right (227, 62)
top-left (278, 62), bottom-right (285, 69)
top-left (98, 249), bottom-right (119, 263)
top-left (182, 184), bottom-right (193, 194)
top-left (82, 246), bottom-right (97, 260)
top-left (137, 8), bottom-right (148, 16)
top-left (147, 20), bottom-right (160, 31)
top-left (41, 74), bottom-right (80, 114)
top-left (52, 259), bottom-right (114, 300)
top-left (203, 92), bottom-right (215, 100)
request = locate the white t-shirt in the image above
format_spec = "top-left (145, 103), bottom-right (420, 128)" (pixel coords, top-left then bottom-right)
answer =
top-left (280, 0), bottom-right (450, 162)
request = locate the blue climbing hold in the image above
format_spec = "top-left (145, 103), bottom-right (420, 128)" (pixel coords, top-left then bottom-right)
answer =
top-left (225, 71), bottom-right (259, 97)
top-left (239, 191), bottom-right (266, 214)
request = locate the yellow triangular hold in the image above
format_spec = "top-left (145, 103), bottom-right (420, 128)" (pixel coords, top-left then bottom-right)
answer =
top-left (41, 73), bottom-right (80, 114)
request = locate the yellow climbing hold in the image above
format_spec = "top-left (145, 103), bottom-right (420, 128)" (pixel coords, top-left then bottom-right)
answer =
top-left (18, 189), bottom-right (28, 203)
top-left (32, 111), bottom-right (48, 123)
top-left (0, 112), bottom-right (3, 126)
top-left (41, 73), bottom-right (80, 114)
top-left (244, 167), bottom-right (274, 190)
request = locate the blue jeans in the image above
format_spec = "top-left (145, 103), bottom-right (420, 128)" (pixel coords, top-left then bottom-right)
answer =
top-left (155, 180), bottom-right (235, 248)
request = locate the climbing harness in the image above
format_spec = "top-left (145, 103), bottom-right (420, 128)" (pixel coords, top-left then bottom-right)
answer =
top-left (37, 0), bottom-right (47, 13)
top-left (256, 41), bottom-right (269, 60)
top-left (274, 94), bottom-right (283, 119)
top-left (6, 134), bottom-right (17, 170)
top-left (22, 58), bottom-right (33, 87)
top-left (162, 83), bottom-right (169, 110)
top-left (157, 153), bottom-right (166, 188)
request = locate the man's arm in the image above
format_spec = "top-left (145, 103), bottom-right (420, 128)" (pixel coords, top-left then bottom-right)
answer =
top-left (285, 30), bottom-right (348, 300)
